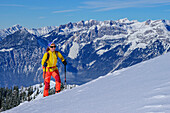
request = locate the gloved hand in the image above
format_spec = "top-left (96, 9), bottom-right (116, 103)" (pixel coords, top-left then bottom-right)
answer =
top-left (63, 60), bottom-right (67, 66)
top-left (44, 62), bottom-right (47, 67)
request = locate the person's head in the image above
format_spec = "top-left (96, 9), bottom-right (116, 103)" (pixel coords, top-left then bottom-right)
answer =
top-left (46, 42), bottom-right (56, 52)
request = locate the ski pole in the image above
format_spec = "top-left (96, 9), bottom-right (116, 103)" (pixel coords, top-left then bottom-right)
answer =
top-left (43, 67), bottom-right (46, 97)
top-left (64, 65), bottom-right (67, 89)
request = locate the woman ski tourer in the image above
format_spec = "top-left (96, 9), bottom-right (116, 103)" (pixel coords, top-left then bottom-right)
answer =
top-left (41, 42), bottom-right (67, 97)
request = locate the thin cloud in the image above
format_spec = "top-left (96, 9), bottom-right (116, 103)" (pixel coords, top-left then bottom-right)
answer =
top-left (39, 16), bottom-right (46, 19)
top-left (80, 0), bottom-right (170, 12)
top-left (0, 4), bottom-right (49, 10)
top-left (30, 6), bottom-right (49, 10)
top-left (164, 9), bottom-right (170, 12)
top-left (52, 9), bottom-right (78, 13)
top-left (0, 4), bottom-right (25, 7)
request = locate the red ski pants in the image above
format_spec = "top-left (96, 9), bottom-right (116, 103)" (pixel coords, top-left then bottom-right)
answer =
top-left (43, 69), bottom-right (61, 97)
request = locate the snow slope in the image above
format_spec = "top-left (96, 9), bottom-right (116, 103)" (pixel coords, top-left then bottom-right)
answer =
top-left (4, 52), bottom-right (170, 113)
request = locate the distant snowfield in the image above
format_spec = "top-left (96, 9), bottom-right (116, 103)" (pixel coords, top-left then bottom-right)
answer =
top-left (4, 52), bottom-right (170, 113)
top-left (68, 42), bottom-right (79, 59)
top-left (0, 48), bottom-right (13, 52)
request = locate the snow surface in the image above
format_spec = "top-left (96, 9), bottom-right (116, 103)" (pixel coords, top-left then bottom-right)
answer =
top-left (4, 52), bottom-right (170, 113)
top-left (31, 81), bottom-right (56, 100)
top-left (27, 81), bottom-right (78, 100)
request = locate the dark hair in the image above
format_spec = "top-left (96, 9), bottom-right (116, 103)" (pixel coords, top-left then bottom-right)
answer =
top-left (46, 47), bottom-right (50, 52)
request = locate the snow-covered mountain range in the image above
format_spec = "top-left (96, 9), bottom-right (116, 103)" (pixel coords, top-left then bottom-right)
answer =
top-left (4, 49), bottom-right (170, 113)
top-left (41, 18), bottom-right (170, 84)
top-left (0, 18), bottom-right (170, 87)
top-left (0, 24), bottom-right (57, 40)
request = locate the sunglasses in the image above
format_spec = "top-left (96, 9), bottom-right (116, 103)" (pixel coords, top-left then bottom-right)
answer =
top-left (50, 46), bottom-right (56, 48)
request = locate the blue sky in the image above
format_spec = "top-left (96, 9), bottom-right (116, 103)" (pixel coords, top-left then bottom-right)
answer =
top-left (0, 0), bottom-right (170, 29)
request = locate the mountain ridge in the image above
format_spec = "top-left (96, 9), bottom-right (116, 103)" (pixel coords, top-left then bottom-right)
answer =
top-left (0, 25), bottom-right (57, 40)
top-left (0, 18), bottom-right (170, 87)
